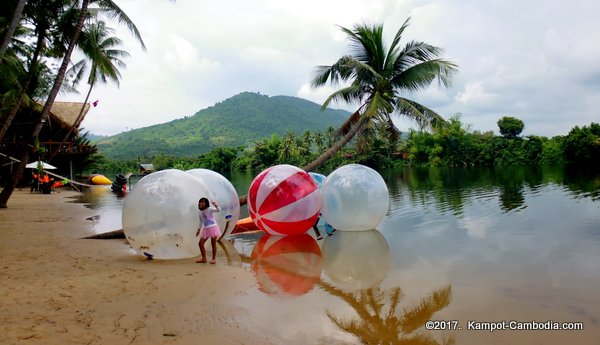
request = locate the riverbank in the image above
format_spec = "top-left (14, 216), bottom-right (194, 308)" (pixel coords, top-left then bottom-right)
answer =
top-left (0, 189), bottom-right (275, 345)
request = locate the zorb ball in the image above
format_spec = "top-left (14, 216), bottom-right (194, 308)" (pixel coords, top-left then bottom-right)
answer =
top-left (186, 168), bottom-right (240, 238)
top-left (321, 164), bottom-right (389, 231)
top-left (322, 229), bottom-right (390, 290)
top-left (122, 169), bottom-right (211, 259)
top-left (248, 164), bottom-right (321, 236)
top-left (308, 172), bottom-right (326, 190)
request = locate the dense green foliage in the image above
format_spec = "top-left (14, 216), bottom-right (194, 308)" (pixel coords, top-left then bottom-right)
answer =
top-left (89, 116), bottom-right (600, 177)
top-left (563, 122), bottom-right (600, 165)
top-left (95, 92), bottom-right (349, 160)
top-left (406, 116), bottom-right (563, 166)
top-left (497, 116), bottom-right (524, 139)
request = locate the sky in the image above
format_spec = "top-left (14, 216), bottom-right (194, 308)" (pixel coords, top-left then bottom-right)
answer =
top-left (60, 0), bottom-right (600, 137)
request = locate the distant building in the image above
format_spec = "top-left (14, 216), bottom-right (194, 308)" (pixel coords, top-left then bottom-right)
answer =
top-left (139, 164), bottom-right (154, 175)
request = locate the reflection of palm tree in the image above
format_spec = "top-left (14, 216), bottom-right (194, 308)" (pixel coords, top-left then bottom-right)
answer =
top-left (319, 282), bottom-right (454, 345)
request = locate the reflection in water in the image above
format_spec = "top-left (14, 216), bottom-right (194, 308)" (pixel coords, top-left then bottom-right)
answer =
top-left (563, 165), bottom-right (600, 201)
top-left (319, 282), bottom-right (454, 345)
top-left (389, 165), bottom-right (600, 215)
top-left (73, 165), bottom-right (600, 344)
top-left (498, 183), bottom-right (525, 212)
top-left (321, 229), bottom-right (390, 291)
top-left (250, 234), bottom-right (323, 296)
top-left (219, 238), bottom-right (243, 267)
top-left (72, 185), bottom-right (125, 234)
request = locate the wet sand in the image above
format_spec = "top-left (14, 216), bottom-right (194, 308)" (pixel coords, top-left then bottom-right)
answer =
top-left (0, 189), bottom-right (277, 345)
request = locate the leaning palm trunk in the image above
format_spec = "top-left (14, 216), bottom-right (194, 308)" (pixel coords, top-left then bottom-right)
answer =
top-left (47, 82), bottom-right (94, 162)
top-left (301, 113), bottom-right (365, 172)
top-left (0, 31), bottom-right (45, 141)
top-left (238, 112), bottom-right (365, 206)
top-left (0, 1), bottom-right (89, 208)
top-left (0, 0), bottom-right (26, 61)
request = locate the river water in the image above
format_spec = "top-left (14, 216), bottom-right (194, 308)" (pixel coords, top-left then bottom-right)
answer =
top-left (74, 165), bottom-right (600, 344)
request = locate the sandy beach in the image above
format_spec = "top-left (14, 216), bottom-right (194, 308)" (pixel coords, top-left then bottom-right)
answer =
top-left (0, 189), bottom-right (277, 345)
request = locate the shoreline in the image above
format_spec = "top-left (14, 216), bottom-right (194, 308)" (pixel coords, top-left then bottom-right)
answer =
top-left (0, 189), bottom-right (276, 344)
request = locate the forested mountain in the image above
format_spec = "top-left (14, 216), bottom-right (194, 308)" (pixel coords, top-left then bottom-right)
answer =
top-left (96, 92), bottom-right (350, 160)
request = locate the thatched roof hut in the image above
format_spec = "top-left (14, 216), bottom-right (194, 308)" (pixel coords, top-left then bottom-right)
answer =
top-left (0, 101), bottom-right (94, 172)
top-left (0, 101), bottom-right (91, 143)
top-left (46, 101), bottom-right (91, 135)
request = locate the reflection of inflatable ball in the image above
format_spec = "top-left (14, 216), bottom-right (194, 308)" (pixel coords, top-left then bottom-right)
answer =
top-left (248, 164), bottom-right (321, 236)
top-left (321, 164), bottom-right (389, 231)
top-left (122, 169), bottom-right (211, 259)
top-left (251, 234), bottom-right (323, 296)
top-left (322, 229), bottom-right (390, 290)
top-left (186, 168), bottom-right (240, 237)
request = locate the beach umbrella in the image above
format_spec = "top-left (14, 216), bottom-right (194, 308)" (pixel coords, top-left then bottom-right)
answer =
top-left (25, 161), bottom-right (57, 170)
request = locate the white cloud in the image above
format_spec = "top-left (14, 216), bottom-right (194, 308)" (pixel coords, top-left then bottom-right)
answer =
top-left (56, 0), bottom-right (600, 137)
top-left (164, 35), bottom-right (199, 71)
top-left (457, 82), bottom-right (495, 104)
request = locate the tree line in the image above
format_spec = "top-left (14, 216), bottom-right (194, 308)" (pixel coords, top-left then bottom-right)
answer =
top-left (87, 117), bottom-right (600, 177)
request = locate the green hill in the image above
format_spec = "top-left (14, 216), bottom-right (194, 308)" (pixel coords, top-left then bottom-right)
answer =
top-left (96, 92), bottom-right (350, 160)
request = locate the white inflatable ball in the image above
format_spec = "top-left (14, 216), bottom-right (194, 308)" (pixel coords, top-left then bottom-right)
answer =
top-left (321, 164), bottom-right (389, 231)
top-left (308, 172), bottom-right (326, 190)
top-left (122, 169), bottom-right (211, 259)
top-left (322, 229), bottom-right (390, 290)
top-left (186, 168), bottom-right (240, 238)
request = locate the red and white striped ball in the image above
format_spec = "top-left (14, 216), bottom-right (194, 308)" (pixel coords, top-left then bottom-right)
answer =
top-left (248, 164), bottom-right (321, 236)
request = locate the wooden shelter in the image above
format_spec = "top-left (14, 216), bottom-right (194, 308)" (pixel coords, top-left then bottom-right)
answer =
top-left (139, 163), bottom-right (154, 175)
top-left (0, 101), bottom-right (94, 183)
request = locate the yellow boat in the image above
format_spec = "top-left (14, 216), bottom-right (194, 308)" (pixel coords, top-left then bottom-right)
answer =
top-left (89, 174), bottom-right (112, 185)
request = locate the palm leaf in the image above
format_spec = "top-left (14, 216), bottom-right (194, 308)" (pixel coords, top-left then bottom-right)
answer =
top-left (393, 59), bottom-right (457, 91)
top-left (384, 17), bottom-right (411, 70)
top-left (396, 98), bottom-right (448, 130)
top-left (96, 0), bottom-right (147, 50)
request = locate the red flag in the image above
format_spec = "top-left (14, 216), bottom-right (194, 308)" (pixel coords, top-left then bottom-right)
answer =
top-left (92, 100), bottom-right (99, 107)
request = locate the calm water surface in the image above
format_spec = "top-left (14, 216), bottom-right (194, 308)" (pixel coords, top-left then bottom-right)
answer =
top-left (75, 166), bottom-right (600, 344)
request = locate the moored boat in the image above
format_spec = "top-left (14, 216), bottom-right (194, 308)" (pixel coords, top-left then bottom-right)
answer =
top-left (89, 174), bottom-right (112, 185)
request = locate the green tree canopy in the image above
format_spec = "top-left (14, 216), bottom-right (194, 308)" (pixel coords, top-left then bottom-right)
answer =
top-left (497, 116), bottom-right (524, 139)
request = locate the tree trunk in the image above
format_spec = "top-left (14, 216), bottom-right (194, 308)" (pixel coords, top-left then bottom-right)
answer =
top-left (0, 0), bottom-right (26, 61)
top-left (0, 1), bottom-right (89, 208)
top-left (301, 113), bottom-right (365, 172)
top-left (48, 82), bottom-right (94, 161)
top-left (237, 110), bottom-right (365, 206)
top-left (0, 30), bottom-right (45, 141)
top-left (0, 146), bottom-right (30, 208)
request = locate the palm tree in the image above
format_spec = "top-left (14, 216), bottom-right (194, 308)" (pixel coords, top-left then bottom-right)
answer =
top-left (313, 131), bottom-right (325, 152)
top-left (48, 20), bottom-right (129, 161)
top-left (0, 0), bottom-right (65, 142)
top-left (279, 130), bottom-right (297, 162)
top-left (238, 18), bottom-right (456, 206)
top-left (301, 18), bottom-right (457, 172)
top-left (0, 0), bottom-right (145, 208)
top-left (0, 0), bottom-right (27, 62)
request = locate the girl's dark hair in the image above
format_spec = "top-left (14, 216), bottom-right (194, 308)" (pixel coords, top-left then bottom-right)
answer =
top-left (198, 197), bottom-right (209, 210)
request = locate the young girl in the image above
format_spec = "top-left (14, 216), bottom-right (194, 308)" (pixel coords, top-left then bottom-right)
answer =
top-left (195, 197), bottom-right (221, 264)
